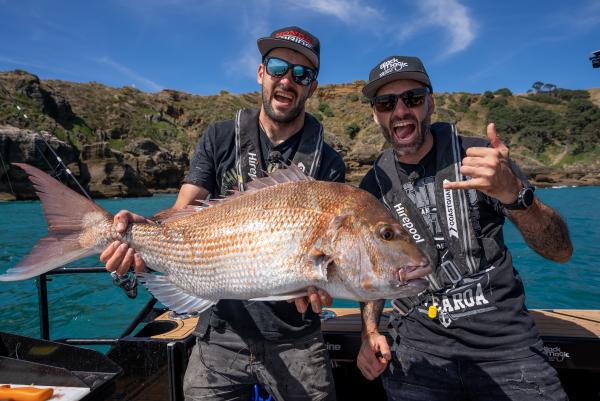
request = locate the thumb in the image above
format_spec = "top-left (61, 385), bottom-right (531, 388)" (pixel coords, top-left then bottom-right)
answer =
top-left (487, 123), bottom-right (502, 148)
top-left (376, 336), bottom-right (392, 361)
top-left (114, 211), bottom-right (132, 233)
top-left (487, 123), bottom-right (509, 156)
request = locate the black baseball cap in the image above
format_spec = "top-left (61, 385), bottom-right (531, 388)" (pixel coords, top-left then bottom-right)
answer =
top-left (362, 55), bottom-right (432, 98)
top-left (257, 26), bottom-right (320, 71)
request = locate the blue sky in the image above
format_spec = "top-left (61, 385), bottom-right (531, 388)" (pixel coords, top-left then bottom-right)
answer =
top-left (0, 0), bottom-right (598, 95)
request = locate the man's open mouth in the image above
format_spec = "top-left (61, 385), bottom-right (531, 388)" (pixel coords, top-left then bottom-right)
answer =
top-left (392, 120), bottom-right (417, 144)
top-left (273, 90), bottom-right (295, 107)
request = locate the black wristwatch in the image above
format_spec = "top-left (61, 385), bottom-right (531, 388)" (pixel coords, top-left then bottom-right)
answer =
top-left (502, 186), bottom-right (535, 211)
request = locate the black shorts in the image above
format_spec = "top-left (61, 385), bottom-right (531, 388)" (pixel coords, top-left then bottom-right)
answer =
top-left (183, 326), bottom-right (336, 401)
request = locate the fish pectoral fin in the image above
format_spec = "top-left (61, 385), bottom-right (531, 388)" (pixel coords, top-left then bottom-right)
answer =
top-left (307, 246), bottom-right (333, 281)
top-left (138, 272), bottom-right (216, 314)
top-left (248, 291), bottom-right (309, 302)
top-left (326, 212), bottom-right (353, 238)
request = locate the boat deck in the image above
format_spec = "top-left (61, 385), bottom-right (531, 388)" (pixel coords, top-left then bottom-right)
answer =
top-left (530, 309), bottom-right (600, 338)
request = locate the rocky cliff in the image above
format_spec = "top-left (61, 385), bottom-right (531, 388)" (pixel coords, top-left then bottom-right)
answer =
top-left (0, 125), bottom-right (187, 200)
top-left (0, 70), bottom-right (598, 200)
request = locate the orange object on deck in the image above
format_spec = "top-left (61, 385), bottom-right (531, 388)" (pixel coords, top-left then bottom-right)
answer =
top-left (0, 385), bottom-right (54, 401)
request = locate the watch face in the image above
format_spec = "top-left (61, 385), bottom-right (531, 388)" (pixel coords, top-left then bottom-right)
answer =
top-left (522, 187), bottom-right (534, 207)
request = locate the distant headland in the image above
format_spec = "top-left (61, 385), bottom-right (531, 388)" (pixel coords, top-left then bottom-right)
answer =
top-left (0, 70), bottom-right (598, 200)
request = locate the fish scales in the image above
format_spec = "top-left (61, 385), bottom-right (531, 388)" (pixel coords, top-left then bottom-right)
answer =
top-left (123, 181), bottom-right (342, 299)
top-left (1, 164), bottom-right (433, 314)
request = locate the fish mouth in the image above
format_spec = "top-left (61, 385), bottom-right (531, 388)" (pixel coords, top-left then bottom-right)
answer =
top-left (393, 262), bottom-right (432, 287)
top-left (388, 277), bottom-right (429, 290)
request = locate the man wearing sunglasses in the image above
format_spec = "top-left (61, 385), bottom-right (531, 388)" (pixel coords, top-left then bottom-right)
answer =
top-left (98, 26), bottom-right (343, 401)
top-left (356, 55), bottom-right (572, 400)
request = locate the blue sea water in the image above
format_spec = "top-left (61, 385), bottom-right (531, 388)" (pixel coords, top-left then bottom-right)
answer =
top-left (0, 187), bottom-right (599, 342)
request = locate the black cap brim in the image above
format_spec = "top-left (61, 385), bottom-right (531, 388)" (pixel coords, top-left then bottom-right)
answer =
top-left (257, 38), bottom-right (319, 70)
top-left (362, 72), bottom-right (432, 98)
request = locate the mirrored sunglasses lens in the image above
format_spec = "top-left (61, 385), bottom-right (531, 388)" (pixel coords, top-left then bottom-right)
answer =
top-left (292, 65), bottom-right (306, 77)
top-left (267, 58), bottom-right (289, 77)
top-left (292, 66), bottom-right (314, 85)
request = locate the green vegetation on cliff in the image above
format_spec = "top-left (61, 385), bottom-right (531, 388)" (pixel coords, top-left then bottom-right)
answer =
top-left (1, 70), bottom-right (599, 176)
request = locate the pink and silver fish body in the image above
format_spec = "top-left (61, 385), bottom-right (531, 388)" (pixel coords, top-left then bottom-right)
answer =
top-left (1, 164), bottom-right (431, 314)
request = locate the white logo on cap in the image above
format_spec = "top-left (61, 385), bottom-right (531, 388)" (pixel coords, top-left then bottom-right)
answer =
top-left (379, 58), bottom-right (409, 78)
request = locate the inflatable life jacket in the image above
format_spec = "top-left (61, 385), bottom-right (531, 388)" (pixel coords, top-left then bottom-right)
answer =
top-left (232, 108), bottom-right (324, 191)
top-left (373, 123), bottom-right (488, 312)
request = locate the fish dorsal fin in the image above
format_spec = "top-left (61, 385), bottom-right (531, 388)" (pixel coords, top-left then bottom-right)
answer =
top-left (155, 205), bottom-right (205, 223)
top-left (138, 272), bottom-right (217, 314)
top-left (160, 165), bottom-right (313, 224)
top-left (245, 164), bottom-right (313, 193)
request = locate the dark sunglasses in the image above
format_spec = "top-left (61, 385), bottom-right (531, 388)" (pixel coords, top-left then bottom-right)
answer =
top-left (263, 56), bottom-right (317, 86)
top-left (371, 87), bottom-right (430, 113)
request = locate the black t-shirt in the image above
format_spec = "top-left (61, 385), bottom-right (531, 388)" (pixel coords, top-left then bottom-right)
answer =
top-left (185, 116), bottom-right (346, 341)
top-left (360, 140), bottom-right (543, 360)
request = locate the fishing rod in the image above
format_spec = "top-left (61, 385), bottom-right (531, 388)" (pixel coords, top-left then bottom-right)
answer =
top-left (15, 105), bottom-right (93, 200)
top-left (9, 101), bottom-right (138, 298)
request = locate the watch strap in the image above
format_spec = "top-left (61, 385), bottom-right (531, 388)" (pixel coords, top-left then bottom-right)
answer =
top-left (502, 186), bottom-right (534, 210)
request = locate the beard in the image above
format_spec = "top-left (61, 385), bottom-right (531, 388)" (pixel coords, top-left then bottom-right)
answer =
top-left (262, 83), bottom-right (306, 124)
top-left (379, 114), bottom-right (431, 157)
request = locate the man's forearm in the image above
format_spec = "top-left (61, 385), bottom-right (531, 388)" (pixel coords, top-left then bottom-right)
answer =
top-left (360, 300), bottom-right (385, 337)
top-left (507, 199), bottom-right (572, 263)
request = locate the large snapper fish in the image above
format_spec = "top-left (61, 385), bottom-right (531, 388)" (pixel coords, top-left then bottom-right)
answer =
top-left (0, 163), bottom-right (431, 313)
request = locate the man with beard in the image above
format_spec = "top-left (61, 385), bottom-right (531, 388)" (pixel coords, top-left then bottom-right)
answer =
top-left (356, 55), bottom-right (572, 401)
top-left (99, 27), bottom-right (344, 401)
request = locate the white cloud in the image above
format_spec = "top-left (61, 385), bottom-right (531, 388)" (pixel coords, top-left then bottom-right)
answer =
top-left (468, 0), bottom-right (599, 83)
top-left (95, 57), bottom-right (163, 92)
top-left (399, 0), bottom-right (476, 57)
top-left (291, 0), bottom-right (381, 24)
top-left (223, 4), bottom-right (270, 81)
top-left (0, 56), bottom-right (78, 77)
top-left (0, 56), bottom-right (44, 69)
top-left (226, 47), bottom-right (262, 81)
top-left (224, 0), bottom-right (382, 80)
top-left (549, 0), bottom-right (600, 34)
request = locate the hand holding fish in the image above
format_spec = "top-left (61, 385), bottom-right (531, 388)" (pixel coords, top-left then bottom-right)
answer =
top-left (443, 123), bottom-right (522, 204)
top-left (288, 286), bottom-right (332, 314)
top-left (99, 210), bottom-right (148, 275)
top-left (357, 330), bottom-right (390, 380)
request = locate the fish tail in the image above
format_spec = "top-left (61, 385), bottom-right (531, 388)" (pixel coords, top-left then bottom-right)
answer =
top-left (0, 163), bottom-right (111, 281)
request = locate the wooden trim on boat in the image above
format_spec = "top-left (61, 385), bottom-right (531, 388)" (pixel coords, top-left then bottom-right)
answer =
top-left (530, 310), bottom-right (600, 338)
top-left (320, 308), bottom-right (600, 339)
top-left (150, 312), bottom-right (199, 340)
top-left (149, 308), bottom-right (600, 340)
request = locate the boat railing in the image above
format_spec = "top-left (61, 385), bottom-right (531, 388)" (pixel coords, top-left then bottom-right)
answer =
top-left (0, 266), bottom-right (195, 401)
top-left (35, 267), bottom-right (157, 344)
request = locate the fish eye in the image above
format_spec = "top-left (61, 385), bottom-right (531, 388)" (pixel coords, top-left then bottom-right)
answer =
top-left (378, 225), bottom-right (395, 241)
